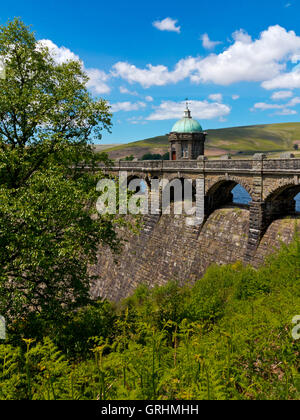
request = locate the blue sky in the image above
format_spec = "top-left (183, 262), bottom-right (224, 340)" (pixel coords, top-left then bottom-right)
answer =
top-left (2, 0), bottom-right (300, 143)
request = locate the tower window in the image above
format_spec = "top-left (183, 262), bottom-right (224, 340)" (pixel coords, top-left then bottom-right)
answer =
top-left (181, 143), bottom-right (188, 158)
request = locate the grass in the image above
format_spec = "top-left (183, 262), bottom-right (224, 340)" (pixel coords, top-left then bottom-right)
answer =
top-left (99, 123), bottom-right (300, 159)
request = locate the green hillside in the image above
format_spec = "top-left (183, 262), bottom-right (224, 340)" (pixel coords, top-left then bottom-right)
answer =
top-left (2, 236), bottom-right (300, 399)
top-left (99, 123), bottom-right (300, 159)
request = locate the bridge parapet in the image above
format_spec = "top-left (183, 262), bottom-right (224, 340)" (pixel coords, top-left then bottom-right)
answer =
top-left (94, 157), bottom-right (300, 174)
top-left (262, 158), bottom-right (300, 171)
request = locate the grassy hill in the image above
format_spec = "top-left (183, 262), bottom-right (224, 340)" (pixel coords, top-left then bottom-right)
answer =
top-left (97, 122), bottom-right (300, 159)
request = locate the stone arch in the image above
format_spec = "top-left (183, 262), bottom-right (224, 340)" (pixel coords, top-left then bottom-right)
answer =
top-left (206, 176), bottom-right (253, 197)
top-left (205, 177), bottom-right (253, 216)
top-left (166, 173), bottom-right (185, 182)
top-left (264, 182), bottom-right (300, 220)
top-left (264, 179), bottom-right (299, 202)
top-left (126, 174), bottom-right (149, 195)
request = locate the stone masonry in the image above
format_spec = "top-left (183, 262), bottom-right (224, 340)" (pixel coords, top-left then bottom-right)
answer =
top-left (87, 155), bottom-right (300, 301)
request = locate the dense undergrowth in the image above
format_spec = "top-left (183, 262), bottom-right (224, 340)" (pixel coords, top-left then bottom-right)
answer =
top-left (1, 234), bottom-right (300, 400)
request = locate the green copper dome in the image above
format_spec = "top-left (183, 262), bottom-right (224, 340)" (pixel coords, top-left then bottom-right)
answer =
top-left (171, 105), bottom-right (203, 133)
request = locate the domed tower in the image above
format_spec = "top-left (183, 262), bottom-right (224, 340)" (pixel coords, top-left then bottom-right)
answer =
top-left (168, 102), bottom-right (206, 160)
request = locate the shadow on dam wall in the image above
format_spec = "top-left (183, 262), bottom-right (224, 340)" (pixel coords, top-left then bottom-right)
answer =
top-left (90, 206), bottom-right (300, 302)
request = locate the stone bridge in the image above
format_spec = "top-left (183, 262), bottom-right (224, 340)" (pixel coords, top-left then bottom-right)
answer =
top-left (95, 154), bottom-right (300, 263)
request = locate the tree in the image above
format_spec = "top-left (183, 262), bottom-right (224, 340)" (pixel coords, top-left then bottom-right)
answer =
top-left (123, 155), bottom-right (135, 161)
top-left (0, 19), bottom-right (123, 322)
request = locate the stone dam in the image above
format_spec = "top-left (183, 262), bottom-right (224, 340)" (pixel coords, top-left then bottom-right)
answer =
top-left (89, 157), bottom-right (300, 301)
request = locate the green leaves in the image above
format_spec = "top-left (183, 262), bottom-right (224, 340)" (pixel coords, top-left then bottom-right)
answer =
top-left (0, 18), bottom-right (124, 322)
top-left (0, 168), bottom-right (121, 320)
top-left (0, 18), bottom-right (112, 189)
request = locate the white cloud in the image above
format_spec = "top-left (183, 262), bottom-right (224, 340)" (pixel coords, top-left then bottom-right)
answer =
top-left (113, 25), bottom-right (300, 88)
top-left (252, 96), bottom-right (300, 111)
top-left (271, 90), bottom-right (293, 100)
top-left (262, 69), bottom-right (300, 90)
top-left (284, 96), bottom-right (300, 106)
top-left (127, 116), bottom-right (147, 125)
top-left (253, 102), bottom-right (284, 111)
top-left (191, 25), bottom-right (300, 85)
top-left (208, 93), bottom-right (223, 102)
top-left (146, 100), bottom-right (231, 121)
top-left (275, 108), bottom-right (297, 115)
top-left (86, 69), bottom-right (111, 94)
top-left (232, 94), bottom-right (240, 100)
top-left (200, 33), bottom-right (221, 50)
top-left (145, 95), bottom-right (154, 102)
top-left (152, 17), bottom-right (180, 33)
top-left (37, 39), bottom-right (81, 64)
top-left (119, 86), bottom-right (138, 96)
top-left (232, 29), bottom-right (252, 44)
top-left (38, 39), bottom-right (111, 94)
top-left (110, 101), bottom-right (146, 112)
top-left (112, 57), bottom-right (197, 88)
top-left (291, 53), bottom-right (300, 63)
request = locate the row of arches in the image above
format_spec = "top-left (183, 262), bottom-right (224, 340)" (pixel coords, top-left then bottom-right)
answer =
top-left (126, 174), bottom-right (300, 218)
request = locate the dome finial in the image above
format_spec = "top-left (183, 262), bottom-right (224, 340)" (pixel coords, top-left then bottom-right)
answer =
top-left (184, 98), bottom-right (191, 118)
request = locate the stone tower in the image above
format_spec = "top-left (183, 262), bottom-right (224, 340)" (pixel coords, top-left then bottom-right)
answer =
top-left (168, 102), bottom-right (206, 160)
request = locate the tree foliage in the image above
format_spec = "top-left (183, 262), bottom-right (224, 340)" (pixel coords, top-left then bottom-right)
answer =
top-left (0, 18), bottom-right (122, 321)
top-left (141, 152), bottom-right (169, 160)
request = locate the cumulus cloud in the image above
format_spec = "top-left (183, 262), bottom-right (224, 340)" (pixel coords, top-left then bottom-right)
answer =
top-left (200, 33), bottom-right (222, 50)
top-left (232, 94), bottom-right (240, 100)
top-left (146, 100), bottom-right (231, 121)
top-left (253, 102), bottom-right (285, 111)
top-left (110, 101), bottom-right (146, 112)
top-left (252, 96), bottom-right (300, 111)
top-left (37, 39), bottom-right (81, 64)
top-left (152, 17), bottom-right (180, 33)
top-left (112, 25), bottom-right (300, 88)
top-left (262, 70), bottom-right (300, 90)
top-left (191, 25), bottom-right (300, 85)
top-left (208, 93), bottom-right (223, 102)
top-left (119, 86), bottom-right (138, 96)
top-left (145, 95), bottom-right (154, 102)
top-left (271, 90), bottom-right (293, 100)
top-left (231, 29), bottom-right (252, 44)
top-left (86, 69), bottom-right (111, 94)
top-left (38, 39), bottom-right (111, 94)
top-left (112, 57), bottom-right (197, 88)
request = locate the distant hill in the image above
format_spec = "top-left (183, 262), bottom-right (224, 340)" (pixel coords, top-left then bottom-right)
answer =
top-left (97, 123), bottom-right (300, 159)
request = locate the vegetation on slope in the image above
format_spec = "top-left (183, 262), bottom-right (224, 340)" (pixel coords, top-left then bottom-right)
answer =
top-left (101, 123), bottom-right (300, 159)
top-left (1, 234), bottom-right (300, 400)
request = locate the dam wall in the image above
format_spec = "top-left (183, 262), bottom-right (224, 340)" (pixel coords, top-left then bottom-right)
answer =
top-left (91, 207), bottom-right (300, 302)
